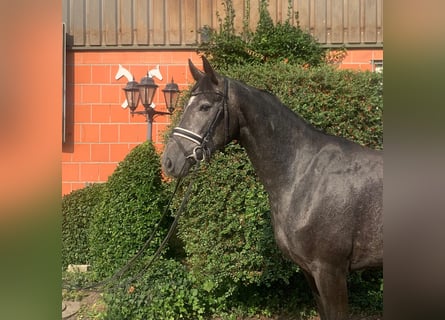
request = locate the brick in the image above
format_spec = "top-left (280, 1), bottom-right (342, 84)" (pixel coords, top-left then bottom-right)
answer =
top-left (82, 85), bottom-right (101, 104)
top-left (91, 65), bottom-right (111, 83)
top-left (81, 124), bottom-right (100, 142)
top-left (91, 105), bottom-right (111, 123)
top-left (100, 163), bottom-right (117, 181)
top-left (71, 182), bottom-right (86, 193)
top-left (80, 163), bottom-right (101, 181)
top-left (100, 124), bottom-right (120, 143)
top-left (128, 143), bottom-right (141, 152)
top-left (110, 104), bottom-right (130, 122)
top-left (62, 163), bottom-right (80, 181)
top-left (91, 144), bottom-right (110, 162)
top-left (74, 104), bottom-right (92, 123)
top-left (137, 51), bottom-right (163, 62)
top-left (110, 143), bottom-right (131, 162)
top-left (73, 123), bottom-right (82, 143)
top-left (372, 50), bottom-right (383, 60)
top-left (62, 182), bottom-right (73, 196)
top-left (101, 85), bottom-right (121, 104)
top-left (101, 52), bottom-right (138, 64)
top-left (71, 143), bottom-right (91, 162)
top-left (74, 65), bottom-right (91, 84)
top-left (61, 151), bottom-right (72, 162)
top-left (349, 49), bottom-right (373, 64)
top-left (78, 52), bottom-right (103, 64)
top-left (73, 85), bottom-right (82, 102)
top-left (119, 123), bottom-right (147, 143)
top-left (166, 65), bottom-right (188, 84)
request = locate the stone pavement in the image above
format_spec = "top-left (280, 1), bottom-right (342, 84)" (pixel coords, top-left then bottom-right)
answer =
top-left (62, 301), bottom-right (81, 319)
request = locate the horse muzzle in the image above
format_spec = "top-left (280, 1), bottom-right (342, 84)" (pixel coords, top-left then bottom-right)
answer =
top-left (161, 140), bottom-right (208, 178)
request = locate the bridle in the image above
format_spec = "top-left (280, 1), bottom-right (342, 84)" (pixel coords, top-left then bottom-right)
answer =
top-left (171, 78), bottom-right (230, 163)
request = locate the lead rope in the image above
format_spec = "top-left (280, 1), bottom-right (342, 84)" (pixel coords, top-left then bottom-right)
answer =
top-left (65, 161), bottom-right (198, 291)
top-left (118, 162), bottom-right (200, 289)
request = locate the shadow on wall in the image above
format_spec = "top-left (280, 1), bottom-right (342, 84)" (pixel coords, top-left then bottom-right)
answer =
top-left (62, 47), bottom-right (74, 153)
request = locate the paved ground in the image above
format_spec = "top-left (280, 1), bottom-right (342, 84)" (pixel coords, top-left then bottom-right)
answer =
top-left (62, 301), bottom-right (81, 319)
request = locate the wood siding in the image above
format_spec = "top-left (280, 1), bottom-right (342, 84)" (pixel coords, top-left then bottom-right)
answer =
top-left (63, 0), bottom-right (383, 49)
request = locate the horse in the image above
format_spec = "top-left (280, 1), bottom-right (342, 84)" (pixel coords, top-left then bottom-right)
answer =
top-left (161, 57), bottom-right (383, 320)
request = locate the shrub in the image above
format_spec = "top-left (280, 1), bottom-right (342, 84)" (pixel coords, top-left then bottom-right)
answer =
top-left (87, 142), bottom-right (170, 279)
top-left (222, 63), bottom-right (383, 149)
top-left (62, 183), bottom-right (105, 269)
top-left (198, 0), bottom-right (327, 69)
top-left (103, 259), bottom-right (208, 320)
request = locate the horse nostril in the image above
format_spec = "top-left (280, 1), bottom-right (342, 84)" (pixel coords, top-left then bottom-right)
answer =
top-left (165, 158), bottom-right (173, 171)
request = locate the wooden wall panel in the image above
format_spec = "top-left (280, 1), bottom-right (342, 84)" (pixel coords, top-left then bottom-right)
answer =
top-left (135, 0), bottom-right (149, 45)
top-left (119, 0), bottom-right (133, 45)
top-left (103, 0), bottom-right (118, 46)
top-left (86, 0), bottom-right (101, 45)
top-left (70, 0), bottom-right (86, 46)
top-left (152, 0), bottom-right (166, 44)
top-left (330, 0), bottom-right (344, 44)
top-left (167, 0), bottom-right (181, 45)
top-left (63, 0), bottom-right (383, 49)
top-left (183, 0), bottom-right (198, 44)
top-left (199, 0), bottom-right (213, 29)
top-left (296, 0), bottom-right (311, 33)
top-left (364, 0), bottom-right (377, 43)
top-left (314, 0), bottom-right (327, 43)
top-left (347, 0), bottom-right (361, 43)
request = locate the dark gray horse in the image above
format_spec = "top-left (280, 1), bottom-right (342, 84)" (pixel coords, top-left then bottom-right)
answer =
top-left (162, 57), bottom-right (383, 320)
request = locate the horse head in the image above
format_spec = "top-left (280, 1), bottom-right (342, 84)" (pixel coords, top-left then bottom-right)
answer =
top-left (162, 57), bottom-right (238, 178)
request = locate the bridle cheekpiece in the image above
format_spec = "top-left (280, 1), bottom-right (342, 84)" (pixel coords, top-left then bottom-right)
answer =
top-left (172, 78), bottom-right (229, 164)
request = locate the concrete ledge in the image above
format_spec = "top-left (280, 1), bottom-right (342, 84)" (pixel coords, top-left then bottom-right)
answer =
top-left (67, 264), bottom-right (90, 272)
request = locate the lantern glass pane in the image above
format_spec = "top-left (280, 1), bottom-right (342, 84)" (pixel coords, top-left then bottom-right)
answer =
top-left (164, 91), bottom-right (179, 113)
top-left (125, 90), bottom-right (140, 111)
top-left (139, 86), bottom-right (157, 106)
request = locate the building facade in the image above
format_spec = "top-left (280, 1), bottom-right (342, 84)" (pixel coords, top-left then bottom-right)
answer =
top-left (62, 0), bottom-right (383, 195)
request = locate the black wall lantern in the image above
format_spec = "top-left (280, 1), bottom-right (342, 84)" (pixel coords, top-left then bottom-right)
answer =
top-left (122, 73), bottom-right (180, 141)
top-left (162, 78), bottom-right (180, 114)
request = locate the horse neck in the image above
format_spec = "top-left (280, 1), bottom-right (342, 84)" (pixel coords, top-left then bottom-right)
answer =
top-left (232, 82), bottom-right (319, 192)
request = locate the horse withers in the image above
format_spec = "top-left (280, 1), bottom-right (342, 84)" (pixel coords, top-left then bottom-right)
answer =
top-left (162, 57), bottom-right (383, 320)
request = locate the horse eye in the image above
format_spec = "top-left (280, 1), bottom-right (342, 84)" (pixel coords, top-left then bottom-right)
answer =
top-left (199, 104), bottom-right (211, 112)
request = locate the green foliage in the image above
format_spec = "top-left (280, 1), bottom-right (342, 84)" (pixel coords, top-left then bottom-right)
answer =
top-left (348, 269), bottom-right (384, 313)
top-left (198, 0), bottom-right (326, 69)
top-left (104, 259), bottom-right (214, 320)
top-left (62, 183), bottom-right (105, 269)
top-left (222, 62), bottom-right (383, 149)
top-left (87, 142), bottom-right (170, 279)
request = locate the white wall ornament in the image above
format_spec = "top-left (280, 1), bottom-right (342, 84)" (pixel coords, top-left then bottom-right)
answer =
top-left (115, 64), bottom-right (163, 109)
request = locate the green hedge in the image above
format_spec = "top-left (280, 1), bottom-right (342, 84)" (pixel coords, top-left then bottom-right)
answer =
top-left (87, 142), bottom-right (170, 279)
top-left (222, 63), bottom-right (383, 149)
top-left (104, 258), bottom-right (208, 320)
top-left (198, 0), bottom-right (327, 69)
top-left (62, 183), bottom-right (105, 269)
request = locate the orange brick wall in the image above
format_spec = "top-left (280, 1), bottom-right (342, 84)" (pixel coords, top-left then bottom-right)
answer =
top-left (61, 48), bottom-right (382, 195)
top-left (62, 50), bottom-right (202, 195)
top-left (338, 48), bottom-right (383, 71)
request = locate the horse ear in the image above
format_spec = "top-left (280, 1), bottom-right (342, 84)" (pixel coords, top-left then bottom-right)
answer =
top-left (188, 59), bottom-right (204, 82)
top-left (202, 56), bottom-right (219, 85)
